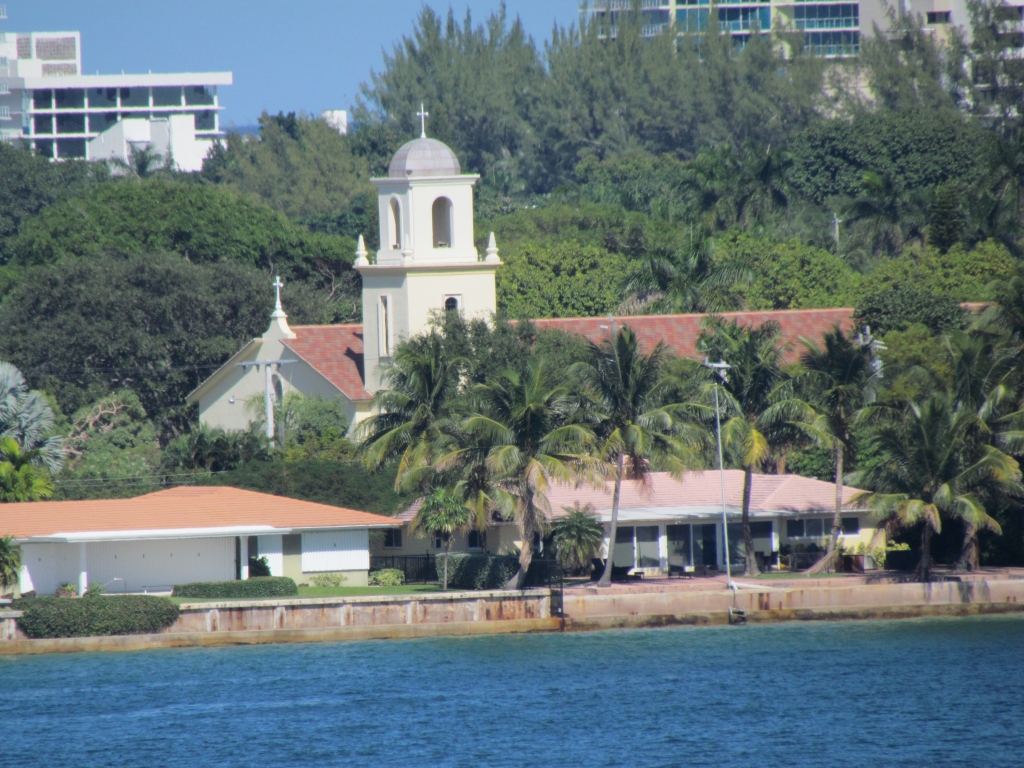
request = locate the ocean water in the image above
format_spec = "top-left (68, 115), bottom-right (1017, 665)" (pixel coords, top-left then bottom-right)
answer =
top-left (3, 615), bottom-right (1023, 768)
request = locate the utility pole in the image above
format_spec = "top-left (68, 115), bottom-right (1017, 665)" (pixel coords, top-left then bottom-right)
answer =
top-left (832, 212), bottom-right (842, 252)
top-left (236, 359), bottom-right (297, 446)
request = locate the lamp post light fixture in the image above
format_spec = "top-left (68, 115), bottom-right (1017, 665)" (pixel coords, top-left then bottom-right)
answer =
top-left (703, 358), bottom-right (735, 591)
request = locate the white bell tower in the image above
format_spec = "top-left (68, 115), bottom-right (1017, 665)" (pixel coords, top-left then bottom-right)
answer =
top-left (355, 108), bottom-right (501, 394)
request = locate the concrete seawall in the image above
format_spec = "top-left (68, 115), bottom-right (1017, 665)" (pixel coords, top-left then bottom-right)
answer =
top-left (562, 578), bottom-right (1024, 629)
top-left (171, 588), bottom-right (552, 633)
top-left (3, 578), bottom-right (1024, 655)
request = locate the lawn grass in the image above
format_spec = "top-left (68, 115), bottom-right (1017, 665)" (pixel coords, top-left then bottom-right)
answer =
top-left (171, 584), bottom-right (442, 604)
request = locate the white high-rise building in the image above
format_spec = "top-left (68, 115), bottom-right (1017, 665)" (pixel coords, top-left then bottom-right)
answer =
top-left (0, 7), bottom-right (231, 169)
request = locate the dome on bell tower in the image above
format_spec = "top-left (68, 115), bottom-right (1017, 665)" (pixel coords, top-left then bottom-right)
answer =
top-left (388, 137), bottom-right (462, 178)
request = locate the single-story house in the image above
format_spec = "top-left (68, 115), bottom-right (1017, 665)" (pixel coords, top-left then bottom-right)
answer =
top-left (378, 470), bottom-right (874, 573)
top-left (1, 486), bottom-right (400, 596)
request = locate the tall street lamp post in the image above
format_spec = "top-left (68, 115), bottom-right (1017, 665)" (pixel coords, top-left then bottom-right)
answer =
top-left (704, 358), bottom-right (735, 591)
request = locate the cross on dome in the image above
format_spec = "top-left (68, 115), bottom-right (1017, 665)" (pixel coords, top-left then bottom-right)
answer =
top-left (416, 103), bottom-right (429, 138)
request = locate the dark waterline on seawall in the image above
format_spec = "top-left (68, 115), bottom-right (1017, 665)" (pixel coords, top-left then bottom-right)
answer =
top-left (3, 615), bottom-right (1023, 768)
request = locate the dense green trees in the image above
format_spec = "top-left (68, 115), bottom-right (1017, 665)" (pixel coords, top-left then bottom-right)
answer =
top-left (0, 252), bottom-right (341, 426)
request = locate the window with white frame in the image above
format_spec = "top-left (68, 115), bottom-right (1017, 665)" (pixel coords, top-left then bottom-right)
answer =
top-left (786, 517), bottom-right (860, 538)
top-left (378, 295), bottom-right (392, 357)
top-left (444, 295), bottom-right (461, 313)
top-left (383, 529), bottom-right (402, 549)
top-left (0, 106), bottom-right (9, 119)
top-left (0, 82), bottom-right (8, 93)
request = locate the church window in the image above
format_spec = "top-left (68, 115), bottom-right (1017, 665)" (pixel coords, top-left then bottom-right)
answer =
top-left (444, 296), bottom-right (460, 313)
top-left (432, 197), bottom-right (453, 248)
top-left (388, 198), bottom-right (402, 249)
top-left (378, 295), bottom-right (392, 357)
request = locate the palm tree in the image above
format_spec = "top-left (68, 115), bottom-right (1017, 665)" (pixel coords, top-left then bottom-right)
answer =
top-left (799, 327), bottom-right (879, 571)
top-left (697, 319), bottom-right (819, 576)
top-left (356, 332), bottom-right (463, 491)
top-left (461, 360), bottom-right (599, 589)
top-left (551, 503), bottom-right (605, 575)
top-left (845, 171), bottom-right (927, 257)
top-left (410, 488), bottom-right (471, 590)
top-left (0, 536), bottom-right (22, 596)
top-left (940, 325), bottom-right (1024, 570)
top-left (0, 362), bottom-right (64, 474)
top-left (619, 230), bottom-right (751, 315)
top-left (851, 395), bottom-right (1022, 581)
top-left (0, 437), bottom-right (55, 502)
top-left (574, 325), bottom-right (704, 587)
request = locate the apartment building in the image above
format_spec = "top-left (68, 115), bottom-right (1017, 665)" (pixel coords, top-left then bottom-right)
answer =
top-left (0, 6), bottom-right (231, 168)
top-left (587, 0), bottom-right (992, 57)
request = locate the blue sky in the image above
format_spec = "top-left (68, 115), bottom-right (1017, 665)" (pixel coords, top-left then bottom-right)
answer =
top-left (8, 1), bottom-right (582, 128)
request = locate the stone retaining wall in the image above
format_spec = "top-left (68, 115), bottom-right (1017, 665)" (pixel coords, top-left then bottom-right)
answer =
top-left (562, 579), bottom-right (1024, 621)
top-left (171, 589), bottom-right (552, 634)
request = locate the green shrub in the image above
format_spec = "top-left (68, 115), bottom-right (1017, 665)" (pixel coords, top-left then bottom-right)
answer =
top-left (438, 554), bottom-right (519, 590)
top-left (171, 576), bottom-right (298, 599)
top-left (309, 573), bottom-right (347, 588)
top-left (368, 568), bottom-right (405, 587)
top-left (855, 288), bottom-right (964, 335)
top-left (12, 595), bottom-right (179, 638)
top-left (248, 556), bottom-right (272, 577)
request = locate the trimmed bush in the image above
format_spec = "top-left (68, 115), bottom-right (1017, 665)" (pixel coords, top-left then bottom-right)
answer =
top-left (171, 576), bottom-right (298, 599)
top-left (309, 573), bottom-right (347, 588)
top-left (437, 554), bottom-right (519, 590)
top-left (12, 595), bottom-right (179, 638)
top-left (368, 568), bottom-right (405, 587)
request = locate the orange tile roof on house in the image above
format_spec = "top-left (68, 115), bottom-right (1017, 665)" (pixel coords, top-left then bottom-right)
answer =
top-left (529, 308), bottom-right (856, 362)
top-left (0, 486), bottom-right (399, 541)
top-left (284, 324), bottom-right (371, 401)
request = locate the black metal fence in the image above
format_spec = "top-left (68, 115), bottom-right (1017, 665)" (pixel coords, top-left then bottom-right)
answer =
top-left (525, 557), bottom-right (564, 617)
top-left (370, 555), bottom-right (438, 584)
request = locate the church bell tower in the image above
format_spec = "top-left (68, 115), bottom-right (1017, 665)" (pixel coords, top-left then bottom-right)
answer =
top-left (355, 109), bottom-right (500, 394)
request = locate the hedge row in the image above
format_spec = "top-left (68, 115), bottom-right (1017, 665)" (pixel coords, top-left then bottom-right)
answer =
top-left (437, 554), bottom-right (519, 590)
top-left (12, 596), bottom-right (179, 638)
top-left (172, 576), bottom-right (298, 599)
top-left (436, 554), bottom-right (562, 590)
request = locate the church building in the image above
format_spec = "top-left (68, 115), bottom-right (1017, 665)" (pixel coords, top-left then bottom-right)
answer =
top-left (187, 128), bottom-right (854, 436)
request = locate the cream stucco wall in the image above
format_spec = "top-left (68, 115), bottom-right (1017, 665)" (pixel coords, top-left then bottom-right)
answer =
top-left (359, 263), bottom-right (499, 393)
top-left (191, 313), bottom-right (361, 435)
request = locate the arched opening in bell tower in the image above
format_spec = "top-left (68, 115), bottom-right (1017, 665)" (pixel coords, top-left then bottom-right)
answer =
top-left (388, 198), bottom-right (402, 249)
top-left (432, 197), bottom-right (453, 248)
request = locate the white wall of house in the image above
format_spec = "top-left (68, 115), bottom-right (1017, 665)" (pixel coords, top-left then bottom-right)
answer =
top-left (256, 534), bottom-right (284, 577)
top-left (20, 537), bottom-right (235, 595)
top-left (301, 530), bottom-right (369, 572)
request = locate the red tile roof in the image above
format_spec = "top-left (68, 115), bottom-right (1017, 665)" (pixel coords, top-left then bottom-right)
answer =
top-left (541, 470), bottom-right (864, 518)
top-left (529, 308), bottom-right (856, 362)
top-left (284, 325), bottom-right (371, 401)
top-left (395, 470), bottom-right (864, 523)
top-left (1, 486), bottom-right (399, 540)
top-left (272, 309), bottom-right (855, 403)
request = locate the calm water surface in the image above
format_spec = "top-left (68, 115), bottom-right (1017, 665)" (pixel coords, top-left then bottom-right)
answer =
top-left (3, 615), bottom-right (1023, 767)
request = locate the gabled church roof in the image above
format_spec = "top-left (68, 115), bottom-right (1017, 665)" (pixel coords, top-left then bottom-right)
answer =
top-left (283, 324), bottom-right (371, 402)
